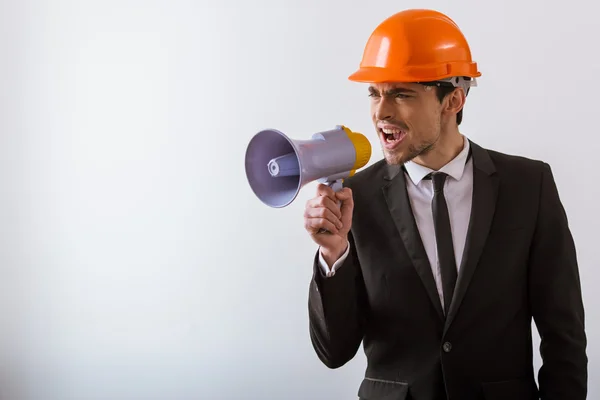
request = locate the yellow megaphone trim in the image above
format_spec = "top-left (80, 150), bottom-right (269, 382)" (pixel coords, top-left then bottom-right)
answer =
top-left (339, 125), bottom-right (372, 174)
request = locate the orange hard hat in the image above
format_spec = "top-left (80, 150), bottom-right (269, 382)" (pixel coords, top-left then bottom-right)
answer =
top-left (348, 9), bottom-right (481, 86)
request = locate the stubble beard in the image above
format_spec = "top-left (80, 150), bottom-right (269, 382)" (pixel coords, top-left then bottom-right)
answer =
top-left (382, 140), bottom-right (435, 166)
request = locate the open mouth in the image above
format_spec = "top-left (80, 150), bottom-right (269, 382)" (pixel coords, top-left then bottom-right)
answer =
top-left (379, 126), bottom-right (407, 147)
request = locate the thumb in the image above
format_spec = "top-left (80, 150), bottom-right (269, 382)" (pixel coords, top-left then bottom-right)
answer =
top-left (336, 188), bottom-right (354, 221)
top-left (335, 187), bottom-right (352, 201)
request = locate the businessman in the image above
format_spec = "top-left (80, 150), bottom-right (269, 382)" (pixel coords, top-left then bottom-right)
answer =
top-left (304, 9), bottom-right (587, 400)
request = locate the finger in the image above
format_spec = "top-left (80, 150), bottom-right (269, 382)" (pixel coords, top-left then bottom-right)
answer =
top-left (316, 183), bottom-right (336, 200)
top-left (306, 196), bottom-right (342, 219)
top-left (305, 217), bottom-right (339, 235)
top-left (305, 206), bottom-right (343, 229)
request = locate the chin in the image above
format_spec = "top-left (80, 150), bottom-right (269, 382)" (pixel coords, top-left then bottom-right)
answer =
top-left (379, 140), bottom-right (407, 164)
top-left (383, 149), bottom-right (407, 165)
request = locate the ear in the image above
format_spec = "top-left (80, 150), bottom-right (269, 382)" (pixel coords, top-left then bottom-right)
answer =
top-left (443, 88), bottom-right (466, 117)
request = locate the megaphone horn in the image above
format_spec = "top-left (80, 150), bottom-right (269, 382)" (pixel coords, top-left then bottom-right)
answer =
top-left (244, 125), bottom-right (372, 209)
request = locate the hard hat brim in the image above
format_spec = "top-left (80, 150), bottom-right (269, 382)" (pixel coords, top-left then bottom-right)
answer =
top-left (348, 65), bottom-right (482, 83)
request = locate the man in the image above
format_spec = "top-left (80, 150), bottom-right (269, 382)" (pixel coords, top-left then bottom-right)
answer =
top-left (304, 9), bottom-right (587, 400)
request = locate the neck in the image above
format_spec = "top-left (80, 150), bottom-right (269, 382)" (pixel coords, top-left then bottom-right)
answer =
top-left (412, 128), bottom-right (464, 171)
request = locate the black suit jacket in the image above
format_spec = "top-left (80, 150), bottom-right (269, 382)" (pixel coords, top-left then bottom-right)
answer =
top-left (308, 141), bottom-right (587, 400)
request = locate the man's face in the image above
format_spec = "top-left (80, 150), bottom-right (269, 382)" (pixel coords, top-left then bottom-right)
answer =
top-left (369, 82), bottom-right (447, 165)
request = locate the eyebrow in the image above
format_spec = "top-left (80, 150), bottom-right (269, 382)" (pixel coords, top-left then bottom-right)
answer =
top-left (368, 86), bottom-right (417, 96)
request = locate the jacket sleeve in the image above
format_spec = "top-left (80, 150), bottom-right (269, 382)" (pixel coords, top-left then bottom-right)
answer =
top-left (529, 162), bottom-right (587, 399)
top-left (308, 231), bottom-right (369, 369)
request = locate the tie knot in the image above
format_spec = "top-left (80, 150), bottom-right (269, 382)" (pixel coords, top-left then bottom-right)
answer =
top-left (429, 172), bottom-right (448, 193)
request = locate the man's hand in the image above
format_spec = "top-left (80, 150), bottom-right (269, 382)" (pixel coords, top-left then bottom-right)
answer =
top-left (304, 184), bottom-right (353, 266)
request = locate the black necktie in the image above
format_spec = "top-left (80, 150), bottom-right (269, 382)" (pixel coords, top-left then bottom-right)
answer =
top-left (427, 172), bottom-right (457, 316)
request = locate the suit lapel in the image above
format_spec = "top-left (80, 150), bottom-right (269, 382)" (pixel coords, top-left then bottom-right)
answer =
top-left (444, 141), bottom-right (499, 333)
top-left (382, 165), bottom-right (445, 321)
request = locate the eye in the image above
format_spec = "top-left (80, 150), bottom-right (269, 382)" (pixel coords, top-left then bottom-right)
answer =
top-left (395, 93), bottom-right (410, 99)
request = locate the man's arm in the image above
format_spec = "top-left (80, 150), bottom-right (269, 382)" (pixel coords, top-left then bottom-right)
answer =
top-left (308, 231), bottom-right (368, 368)
top-left (529, 162), bottom-right (587, 399)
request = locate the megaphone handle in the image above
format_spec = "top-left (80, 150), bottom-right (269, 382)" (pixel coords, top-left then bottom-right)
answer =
top-left (317, 179), bottom-right (343, 235)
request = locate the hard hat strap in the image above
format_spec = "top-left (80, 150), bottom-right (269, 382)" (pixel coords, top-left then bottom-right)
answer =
top-left (418, 76), bottom-right (477, 96)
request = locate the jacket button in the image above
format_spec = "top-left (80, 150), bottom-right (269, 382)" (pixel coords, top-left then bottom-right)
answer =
top-left (443, 342), bottom-right (452, 352)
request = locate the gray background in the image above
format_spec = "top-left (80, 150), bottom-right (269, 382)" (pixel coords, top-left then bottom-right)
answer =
top-left (0, 0), bottom-right (597, 399)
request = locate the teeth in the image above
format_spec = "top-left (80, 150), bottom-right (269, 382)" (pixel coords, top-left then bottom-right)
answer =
top-left (382, 128), bottom-right (402, 134)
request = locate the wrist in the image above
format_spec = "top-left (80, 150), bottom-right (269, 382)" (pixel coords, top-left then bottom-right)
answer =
top-left (321, 242), bottom-right (348, 266)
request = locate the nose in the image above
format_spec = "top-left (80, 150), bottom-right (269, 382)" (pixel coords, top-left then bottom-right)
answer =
top-left (374, 97), bottom-right (395, 121)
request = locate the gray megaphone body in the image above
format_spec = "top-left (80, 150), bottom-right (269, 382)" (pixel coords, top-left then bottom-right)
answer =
top-left (244, 125), bottom-right (372, 208)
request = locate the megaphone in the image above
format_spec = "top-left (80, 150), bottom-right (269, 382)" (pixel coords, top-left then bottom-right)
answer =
top-left (245, 125), bottom-right (372, 208)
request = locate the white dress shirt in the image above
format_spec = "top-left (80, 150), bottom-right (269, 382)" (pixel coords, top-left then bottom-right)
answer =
top-left (318, 136), bottom-right (473, 310)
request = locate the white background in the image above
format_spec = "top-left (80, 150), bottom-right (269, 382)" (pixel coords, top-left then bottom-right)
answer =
top-left (0, 0), bottom-right (598, 399)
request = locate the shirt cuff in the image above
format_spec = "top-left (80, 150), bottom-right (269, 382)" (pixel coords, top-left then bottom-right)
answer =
top-left (318, 241), bottom-right (351, 278)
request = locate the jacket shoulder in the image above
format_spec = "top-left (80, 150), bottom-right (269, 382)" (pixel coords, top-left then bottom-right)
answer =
top-left (343, 159), bottom-right (389, 189)
top-left (484, 147), bottom-right (550, 176)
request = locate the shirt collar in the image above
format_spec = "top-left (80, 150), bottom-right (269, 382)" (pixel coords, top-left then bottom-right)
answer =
top-left (403, 136), bottom-right (471, 185)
